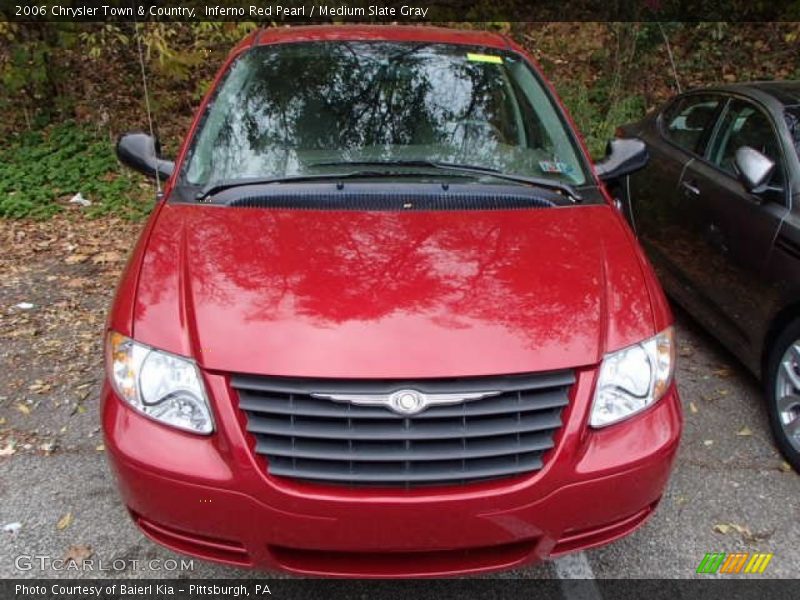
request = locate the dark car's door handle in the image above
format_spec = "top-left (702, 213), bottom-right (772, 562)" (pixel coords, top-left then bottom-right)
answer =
top-left (680, 180), bottom-right (701, 197)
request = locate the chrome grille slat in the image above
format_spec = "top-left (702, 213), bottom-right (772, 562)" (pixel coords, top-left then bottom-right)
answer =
top-left (267, 454), bottom-right (544, 483)
top-left (255, 432), bottom-right (555, 461)
top-left (232, 371), bottom-right (574, 395)
top-left (238, 389), bottom-right (568, 419)
top-left (233, 370), bottom-right (573, 487)
top-left (246, 412), bottom-right (562, 440)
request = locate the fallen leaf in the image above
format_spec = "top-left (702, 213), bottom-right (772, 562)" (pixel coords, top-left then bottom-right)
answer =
top-left (689, 402), bottom-right (698, 414)
top-left (56, 512), bottom-right (73, 531)
top-left (95, 443), bottom-right (105, 452)
top-left (779, 461), bottom-right (792, 473)
top-left (712, 367), bottom-right (732, 378)
top-left (91, 251), bottom-right (123, 264)
top-left (744, 529), bottom-right (775, 543)
top-left (64, 544), bottom-right (93, 564)
top-left (64, 254), bottom-right (89, 265)
top-left (0, 417), bottom-right (6, 425)
top-left (713, 522), bottom-right (754, 539)
top-left (65, 278), bottom-right (89, 289)
top-left (0, 443), bottom-right (16, 457)
top-left (736, 426), bottom-right (753, 437)
top-left (38, 441), bottom-right (56, 454)
top-left (713, 523), bottom-right (732, 534)
top-left (16, 404), bottom-right (30, 415)
top-left (29, 382), bottom-right (51, 394)
top-left (729, 523), bottom-right (752, 536)
top-left (69, 193), bottom-right (91, 207)
top-left (3, 522), bottom-right (21, 535)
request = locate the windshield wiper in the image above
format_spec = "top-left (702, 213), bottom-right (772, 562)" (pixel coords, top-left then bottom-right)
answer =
top-left (194, 170), bottom-right (461, 202)
top-left (311, 160), bottom-right (582, 202)
top-left (196, 161), bottom-right (581, 203)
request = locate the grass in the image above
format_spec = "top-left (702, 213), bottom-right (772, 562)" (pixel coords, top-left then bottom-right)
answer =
top-left (0, 122), bottom-right (152, 219)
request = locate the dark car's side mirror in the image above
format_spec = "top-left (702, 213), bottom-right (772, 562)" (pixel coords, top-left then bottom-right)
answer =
top-left (116, 132), bottom-right (175, 181)
top-left (734, 146), bottom-right (775, 193)
top-left (595, 138), bottom-right (649, 183)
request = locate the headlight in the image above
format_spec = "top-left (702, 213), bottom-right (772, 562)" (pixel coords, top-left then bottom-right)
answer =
top-left (105, 332), bottom-right (214, 434)
top-left (590, 327), bottom-right (675, 428)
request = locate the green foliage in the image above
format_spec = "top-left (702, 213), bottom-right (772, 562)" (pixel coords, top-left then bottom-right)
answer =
top-left (79, 24), bottom-right (130, 59)
top-left (1, 22), bottom-right (798, 219)
top-left (0, 122), bottom-right (152, 220)
top-left (557, 83), bottom-right (646, 160)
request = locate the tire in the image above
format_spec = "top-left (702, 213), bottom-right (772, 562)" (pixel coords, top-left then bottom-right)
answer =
top-left (764, 318), bottom-right (800, 473)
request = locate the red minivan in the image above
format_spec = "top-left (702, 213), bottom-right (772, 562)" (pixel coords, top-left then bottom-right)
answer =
top-left (105, 25), bottom-right (681, 577)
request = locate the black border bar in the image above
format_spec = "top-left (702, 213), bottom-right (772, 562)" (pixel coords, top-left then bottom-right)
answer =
top-left (3, 0), bottom-right (800, 22)
top-left (4, 579), bottom-right (800, 600)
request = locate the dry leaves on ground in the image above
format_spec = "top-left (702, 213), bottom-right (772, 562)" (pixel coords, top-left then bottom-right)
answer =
top-left (63, 544), bottom-right (94, 564)
top-left (56, 512), bottom-right (73, 531)
top-left (713, 522), bottom-right (774, 543)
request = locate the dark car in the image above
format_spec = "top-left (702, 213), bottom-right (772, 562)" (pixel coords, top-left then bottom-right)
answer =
top-left (617, 82), bottom-right (800, 471)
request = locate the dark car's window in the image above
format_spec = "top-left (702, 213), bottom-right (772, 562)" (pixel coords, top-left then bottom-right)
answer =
top-left (182, 42), bottom-right (588, 187)
top-left (708, 99), bottom-right (784, 187)
top-left (661, 95), bottom-right (721, 154)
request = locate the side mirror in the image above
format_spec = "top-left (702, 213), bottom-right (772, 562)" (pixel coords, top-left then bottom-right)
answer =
top-left (116, 132), bottom-right (175, 181)
top-left (595, 138), bottom-right (649, 182)
top-left (734, 146), bottom-right (775, 192)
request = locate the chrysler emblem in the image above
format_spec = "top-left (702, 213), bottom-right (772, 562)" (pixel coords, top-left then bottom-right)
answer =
top-left (311, 388), bottom-right (500, 416)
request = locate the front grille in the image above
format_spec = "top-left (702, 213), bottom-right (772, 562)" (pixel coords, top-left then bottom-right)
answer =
top-left (232, 371), bottom-right (574, 487)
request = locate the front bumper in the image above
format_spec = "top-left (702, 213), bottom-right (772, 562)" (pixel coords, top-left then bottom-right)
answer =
top-left (102, 368), bottom-right (682, 577)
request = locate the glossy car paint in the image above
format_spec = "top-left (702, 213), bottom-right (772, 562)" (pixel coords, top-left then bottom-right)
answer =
top-left (619, 83), bottom-right (800, 376)
top-left (130, 202), bottom-right (656, 378)
top-left (104, 25), bottom-right (681, 576)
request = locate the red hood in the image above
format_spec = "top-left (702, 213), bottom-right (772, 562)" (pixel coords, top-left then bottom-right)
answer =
top-left (132, 204), bottom-right (654, 378)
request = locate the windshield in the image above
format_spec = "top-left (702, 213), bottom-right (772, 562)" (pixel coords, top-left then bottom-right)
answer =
top-left (182, 41), bottom-right (589, 188)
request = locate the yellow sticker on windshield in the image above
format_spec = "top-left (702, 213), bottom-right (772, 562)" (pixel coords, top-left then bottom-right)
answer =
top-left (467, 53), bottom-right (503, 64)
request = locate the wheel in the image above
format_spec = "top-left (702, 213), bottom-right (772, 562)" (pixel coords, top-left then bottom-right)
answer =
top-left (765, 319), bottom-right (800, 472)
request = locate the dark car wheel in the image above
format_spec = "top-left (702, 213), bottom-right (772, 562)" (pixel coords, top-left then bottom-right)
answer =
top-left (765, 318), bottom-right (800, 473)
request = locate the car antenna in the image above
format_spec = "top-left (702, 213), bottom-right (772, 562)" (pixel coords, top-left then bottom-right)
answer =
top-left (133, 15), bottom-right (161, 194)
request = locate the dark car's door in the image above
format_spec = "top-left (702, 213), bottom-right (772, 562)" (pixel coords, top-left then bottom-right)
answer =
top-left (674, 96), bottom-right (790, 352)
top-left (629, 94), bottom-right (724, 277)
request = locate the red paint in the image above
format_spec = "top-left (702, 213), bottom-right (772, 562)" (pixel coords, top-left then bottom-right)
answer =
top-left (132, 203), bottom-right (655, 378)
top-left (104, 25), bottom-right (681, 576)
top-left (103, 378), bottom-right (680, 576)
